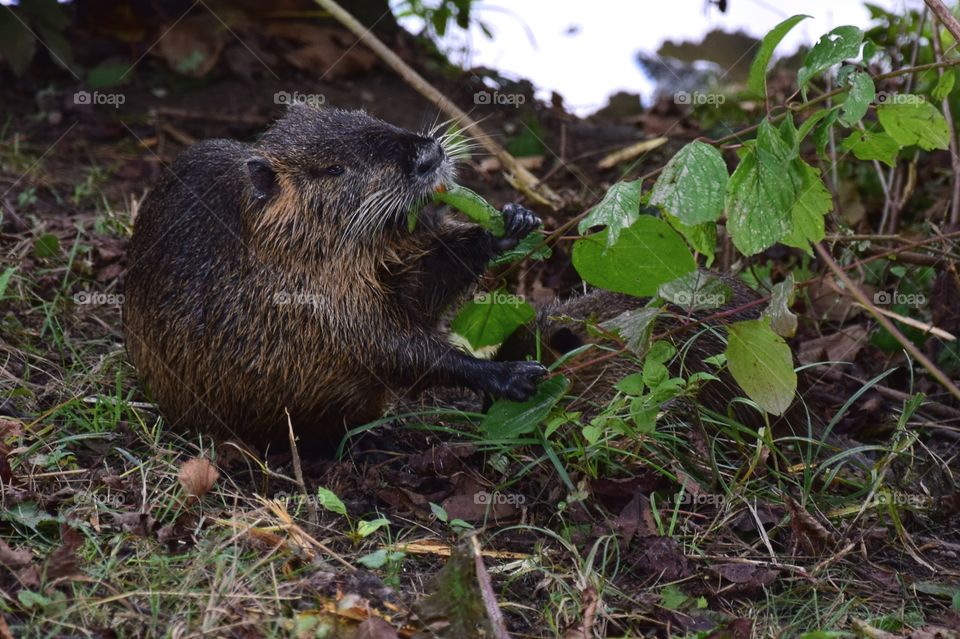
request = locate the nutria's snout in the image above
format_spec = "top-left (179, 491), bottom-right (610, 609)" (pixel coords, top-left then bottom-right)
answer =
top-left (413, 138), bottom-right (453, 193)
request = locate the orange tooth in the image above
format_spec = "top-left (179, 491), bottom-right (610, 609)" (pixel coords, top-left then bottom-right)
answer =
top-left (435, 183), bottom-right (447, 194)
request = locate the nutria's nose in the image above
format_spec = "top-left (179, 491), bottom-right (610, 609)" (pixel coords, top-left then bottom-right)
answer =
top-left (415, 142), bottom-right (444, 176)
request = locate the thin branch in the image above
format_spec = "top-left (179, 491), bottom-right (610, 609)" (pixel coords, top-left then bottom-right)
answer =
top-left (930, 16), bottom-right (960, 225)
top-left (814, 242), bottom-right (960, 404)
top-left (925, 0), bottom-right (960, 43)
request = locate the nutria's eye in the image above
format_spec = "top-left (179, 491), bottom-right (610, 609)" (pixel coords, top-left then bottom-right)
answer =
top-left (324, 165), bottom-right (345, 177)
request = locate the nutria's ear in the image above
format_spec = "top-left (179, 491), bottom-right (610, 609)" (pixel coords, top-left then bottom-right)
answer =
top-left (246, 157), bottom-right (278, 201)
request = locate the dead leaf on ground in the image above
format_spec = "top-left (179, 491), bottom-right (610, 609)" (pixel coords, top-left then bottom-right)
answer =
top-left (633, 536), bottom-right (691, 581)
top-left (786, 496), bottom-right (833, 555)
top-left (157, 16), bottom-right (226, 78)
top-left (179, 457), bottom-right (219, 498)
top-left (0, 537), bottom-right (32, 570)
top-left (357, 617), bottom-right (399, 639)
top-left (705, 617), bottom-right (753, 639)
top-left (798, 326), bottom-right (869, 365)
top-left (708, 562), bottom-right (779, 591)
top-left (44, 526), bottom-right (83, 582)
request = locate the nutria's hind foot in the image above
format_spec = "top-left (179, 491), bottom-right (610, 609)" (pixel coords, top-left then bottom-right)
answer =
top-left (486, 360), bottom-right (548, 402)
top-left (496, 203), bottom-right (542, 251)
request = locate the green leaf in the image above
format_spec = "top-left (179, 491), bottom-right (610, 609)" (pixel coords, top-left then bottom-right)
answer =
top-left (0, 266), bottom-right (16, 299)
top-left (316, 488), bottom-right (347, 516)
top-left (649, 141), bottom-right (728, 225)
top-left (781, 160), bottom-right (831, 251)
top-left (578, 180), bottom-right (642, 247)
top-left (0, 8), bottom-right (36, 76)
top-left (482, 375), bottom-right (569, 439)
top-left (798, 26), bottom-right (865, 97)
top-left (490, 232), bottom-right (552, 266)
top-left (797, 108), bottom-right (836, 143)
top-left (33, 233), bottom-right (60, 258)
top-left (430, 502), bottom-right (448, 522)
top-left (615, 373), bottom-right (645, 396)
top-left (664, 213), bottom-right (716, 265)
top-left (572, 216), bottom-right (696, 296)
top-left (88, 63), bottom-right (131, 89)
top-left (600, 307), bottom-right (660, 354)
top-left (812, 109), bottom-right (840, 160)
top-left (451, 290), bottom-right (535, 350)
top-left (433, 184), bottom-right (505, 235)
top-left (658, 270), bottom-right (732, 312)
top-left (725, 121), bottom-right (796, 256)
top-left (762, 274), bottom-right (797, 338)
top-left (878, 100), bottom-right (951, 151)
top-left (748, 14), bottom-right (810, 97)
top-left (840, 130), bottom-right (900, 167)
top-left (725, 318), bottom-right (797, 416)
top-left (839, 70), bottom-right (875, 126)
top-left (357, 517), bottom-right (390, 538)
top-left (933, 70), bottom-right (956, 101)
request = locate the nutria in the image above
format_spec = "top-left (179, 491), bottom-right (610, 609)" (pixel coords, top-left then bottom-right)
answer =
top-left (123, 105), bottom-right (547, 450)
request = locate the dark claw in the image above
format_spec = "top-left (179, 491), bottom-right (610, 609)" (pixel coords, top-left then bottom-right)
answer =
top-left (501, 203), bottom-right (542, 239)
top-left (487, 360), bottom-right (548, 402)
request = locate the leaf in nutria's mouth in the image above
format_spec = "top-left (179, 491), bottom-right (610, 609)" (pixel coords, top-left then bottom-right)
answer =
top-left (410, 183), bottom-right (506, 236)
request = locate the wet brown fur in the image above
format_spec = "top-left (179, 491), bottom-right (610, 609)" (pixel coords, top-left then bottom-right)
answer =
top-left (124, 106), bottom-right (544, 450)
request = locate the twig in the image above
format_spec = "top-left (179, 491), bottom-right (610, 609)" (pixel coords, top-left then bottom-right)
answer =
top-left (925, 0), bottom-right (960, 44)
top-left (930, 18), bottom-right (960, 224)
top-left (814, 242), bottom-right (960, 404)
top-left (285, 409), bottom-right (318, 527)
top-left (469, 535), bottom-right (512, 639)
top-left (312, 0), bottom-right (561, 209)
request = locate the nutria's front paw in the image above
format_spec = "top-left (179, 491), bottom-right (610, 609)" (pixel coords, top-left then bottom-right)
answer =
top-left (486, 360), bottom-right (548, 402)
top-left (494, 203), bottom-right (542, 252)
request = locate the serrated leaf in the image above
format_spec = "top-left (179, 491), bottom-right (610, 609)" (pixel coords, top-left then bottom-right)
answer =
top-left (578, 180), bottom-right (642, 247)
top-left (878, 100), bottom-right (951, 151)
top-left (600, 307), bottom-right (660, 354)
top-left (615, 373), bottom-right (645, 396)
top-left (650, 141), bottom-right (728, 225)
top-left (726, 121), bottom-right (796, 256)
top-left (933, 70), bottom-right (956, 101)
top-left (658, 270), bottom-right (732, 312)
top-left (748, 14), bottom-right (810, 97)
top-left (316, 488), bottom-right (347, 516)
top-left (781, 160), bottom-right (831, 252)
top-left (725, 318), bottom-right (797, 416)
top-left (840, 129), bottom-right (899, 167)
top-left (490, 231), bottom-right (552, 266)
top-left (482, 375), bottom-right (569, 439)
top-left (573, 216), bottom-right (696, 296)
top-left (451, 290), bottom-right (535, 350)
top-left (798, 26), bottom-right (865, 97)
top-left (762, 274), bottom-right (798, 338)
top-left (839, 70), bottom-right (875, 126)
